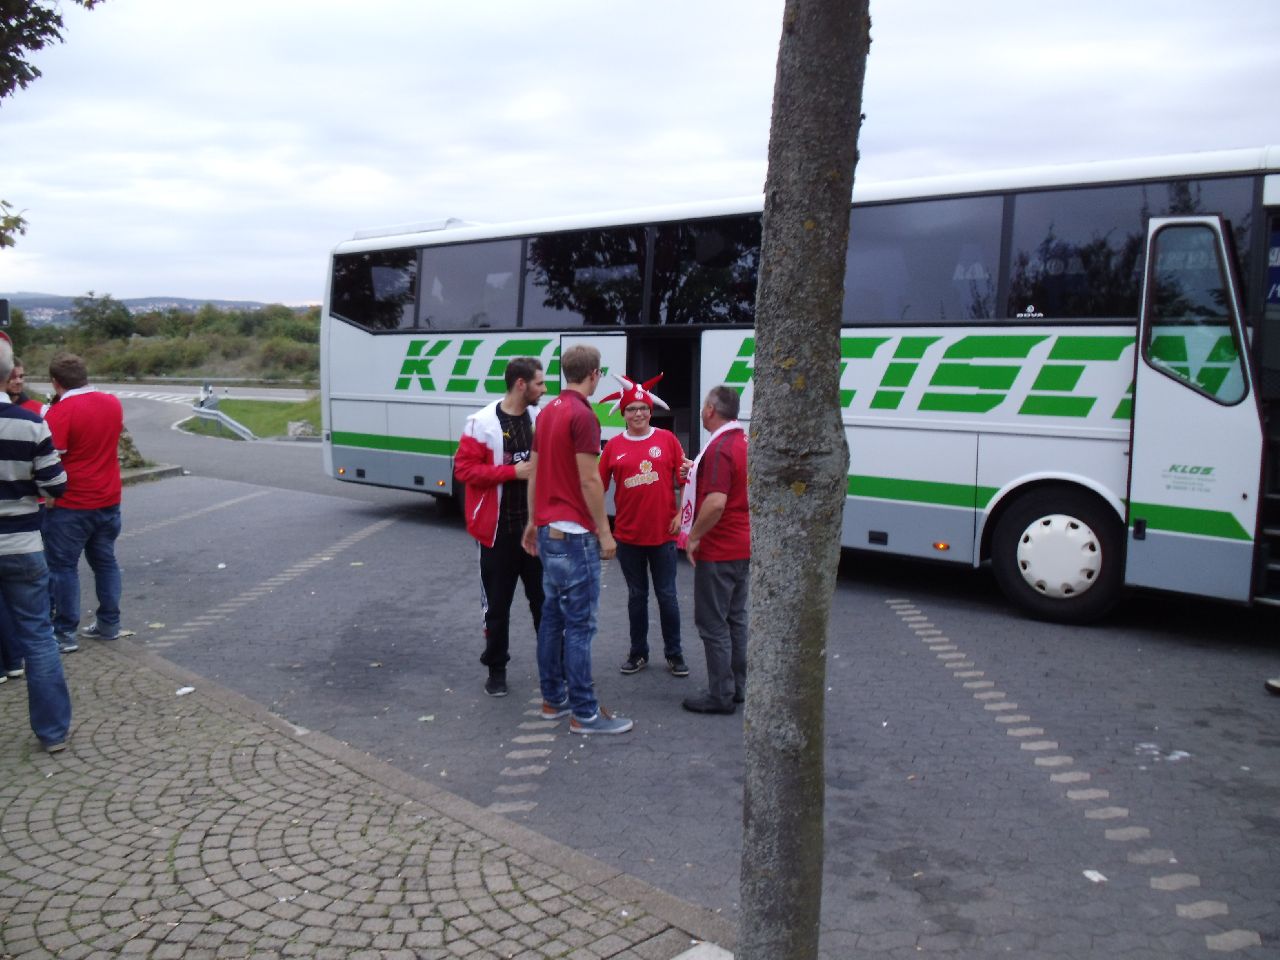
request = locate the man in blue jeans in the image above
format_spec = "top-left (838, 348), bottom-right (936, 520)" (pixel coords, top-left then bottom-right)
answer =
top-left (0, 340), bottom-right (73, 751)
top-left (521, 344), bottom-right (632, 735)
top-left (43, 353), bottom-right (125, 651)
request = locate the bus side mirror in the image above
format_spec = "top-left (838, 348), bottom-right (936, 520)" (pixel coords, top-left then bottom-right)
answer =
top-left (0, 299), bottom-right (9, 328)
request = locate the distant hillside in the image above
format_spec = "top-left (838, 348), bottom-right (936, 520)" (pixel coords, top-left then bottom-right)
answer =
top-left (0, 292), bottom-right (307, 327)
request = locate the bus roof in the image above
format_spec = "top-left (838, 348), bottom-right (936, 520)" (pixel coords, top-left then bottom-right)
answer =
top-left (335, 145), bottom-right (1280, 255)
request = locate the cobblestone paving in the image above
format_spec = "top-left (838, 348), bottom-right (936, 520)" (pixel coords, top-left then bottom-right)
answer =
top-left (0, 641), bottom-right (730, 959)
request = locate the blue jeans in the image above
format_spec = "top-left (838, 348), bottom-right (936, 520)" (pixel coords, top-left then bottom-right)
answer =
top-left (44, 505), bottom-right (123, 639)
top-left (615, 540), bottom-right (682, 661)
top-left (536, 528), bottom-right (601, 721)
top-left (0, 551), bottom-right (72, 745)
top-left (0, 593), bottom-right (20, 673)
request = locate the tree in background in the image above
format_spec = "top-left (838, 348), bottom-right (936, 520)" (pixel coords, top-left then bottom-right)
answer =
top-left (4, 305), bottom-right (33, 355)
top-left (71, 291), bottom-right (134, 341)
top-left (740, 2), bottom-right (871, 959)
top-left (0, 0), bottom-right (105, 247)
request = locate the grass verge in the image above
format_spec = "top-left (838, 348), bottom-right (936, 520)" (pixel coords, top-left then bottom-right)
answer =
top-left (212, 396), bottom-right (321, 438)
top-left (179, 397), bottom-right (319, 439)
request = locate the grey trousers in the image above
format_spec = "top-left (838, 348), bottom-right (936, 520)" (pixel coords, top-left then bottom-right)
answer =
top-left (693, 558), bottom-right (750, 707)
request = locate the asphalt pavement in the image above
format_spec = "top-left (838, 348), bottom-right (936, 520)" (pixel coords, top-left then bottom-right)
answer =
top-left (0, 541), bottom-right (733, 960)
top-left (2, 390), bottom-right (1275, 958)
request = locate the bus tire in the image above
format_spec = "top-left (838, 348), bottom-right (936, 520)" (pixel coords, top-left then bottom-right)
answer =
top-left (990, 487), bottom-right (1124, 624)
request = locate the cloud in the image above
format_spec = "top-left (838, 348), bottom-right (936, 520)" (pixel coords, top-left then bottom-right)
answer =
top-left (0, 0), bottom-right (1277, 302)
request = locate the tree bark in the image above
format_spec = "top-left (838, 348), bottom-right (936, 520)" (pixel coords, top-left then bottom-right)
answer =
top-left (740, 2), bottom-right (870, 959)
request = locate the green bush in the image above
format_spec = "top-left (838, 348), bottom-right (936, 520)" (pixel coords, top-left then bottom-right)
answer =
top-left (257, 337), bottom-right (317, 373)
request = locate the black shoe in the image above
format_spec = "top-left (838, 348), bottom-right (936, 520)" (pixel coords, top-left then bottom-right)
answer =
top-left (733, 692), bottom-right (745, 704)
top-left (667, 656), bottom-right (690, 678)
top-left (484, 674), bottom-right (508, 697)
top-left (682, 695), bottom-right (736, 715)
top-left (620, 655), bottom-right (648, 675)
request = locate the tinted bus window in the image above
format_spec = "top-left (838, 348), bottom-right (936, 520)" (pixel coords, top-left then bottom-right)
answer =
top-left (842, 195), bottom-right (1002, 325)
top-left (331, 249), bottom-right (417, 330)
top-left (651, 215), bottom-right (762, 324)
top-left (523, 227), bottom-right (646, 328)
top-left (417, 240), bottom-right (521, 329)
top-left (1006, 176), bottom-right (1255, 319)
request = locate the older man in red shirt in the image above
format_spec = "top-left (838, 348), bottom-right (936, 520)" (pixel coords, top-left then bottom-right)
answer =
top-left (680, 384), bottom-right (750, 715)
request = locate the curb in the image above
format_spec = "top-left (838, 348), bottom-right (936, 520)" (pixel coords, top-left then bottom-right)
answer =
top-left (121, 463), bottom-right (184, 486)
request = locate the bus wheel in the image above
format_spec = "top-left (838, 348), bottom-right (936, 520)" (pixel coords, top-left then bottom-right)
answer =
top-left (990, 488), bottom-right (1124, 624)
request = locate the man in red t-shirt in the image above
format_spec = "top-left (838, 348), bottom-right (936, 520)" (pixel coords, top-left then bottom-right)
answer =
top-left (599, 374), bottom-right (689, 678)
top-left (42, 353), bottom-right (124, 651)
top-left (681, 384), bottom-right (750, 715)
top-left (521, 344), bottom-right (631, 735)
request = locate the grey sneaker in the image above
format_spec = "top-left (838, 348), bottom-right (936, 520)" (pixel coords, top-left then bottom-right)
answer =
top-left (57, 635), bottom-right (79, 655)
top-left (43, 740), bottom-right (67, 754)
top-left (80, 621), bottom-right (120, 641)
top-left (620, 655), bottom-right (647, 675)
top-left (569, 708), bottom-right (633, 735)
top-left (541, 698), bottom-right (571, 720)
top-left (667, 656), bottom-right (690, 678)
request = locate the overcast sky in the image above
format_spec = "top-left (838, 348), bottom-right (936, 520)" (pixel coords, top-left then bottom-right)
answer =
top-left (2, 0), bottom-right (1277, 304)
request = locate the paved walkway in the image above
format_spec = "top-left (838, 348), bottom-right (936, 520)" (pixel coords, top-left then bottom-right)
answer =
top-left (0, 637), bottom-right (735, 959)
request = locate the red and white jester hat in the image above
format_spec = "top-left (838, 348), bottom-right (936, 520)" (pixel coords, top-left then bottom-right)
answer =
top-left (601, 373), bottom-right (670, 415)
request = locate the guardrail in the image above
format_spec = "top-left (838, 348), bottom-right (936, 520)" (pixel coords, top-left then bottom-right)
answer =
top-left (190, 405), bottom-right (256, 440)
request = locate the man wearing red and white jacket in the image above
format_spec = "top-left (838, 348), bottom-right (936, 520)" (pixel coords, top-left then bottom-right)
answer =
top-left (453, 357), bottom-right (546, 698)
top-left (42, 353), bottom-right (124, 653)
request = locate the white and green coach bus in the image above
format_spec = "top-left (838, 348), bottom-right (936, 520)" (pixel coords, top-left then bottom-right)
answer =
top-left (321, 146), bottom-right (1280, 623)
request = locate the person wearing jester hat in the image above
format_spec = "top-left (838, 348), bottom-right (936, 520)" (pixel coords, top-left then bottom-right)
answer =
top-left (599, 373), bottom-right (690, 679)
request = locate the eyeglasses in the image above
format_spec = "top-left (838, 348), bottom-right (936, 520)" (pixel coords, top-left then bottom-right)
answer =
top-left (623, 406), bottom-right (650, 415)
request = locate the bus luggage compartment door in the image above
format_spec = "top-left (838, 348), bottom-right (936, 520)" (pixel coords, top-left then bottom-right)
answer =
top-left (1126, 216), bottom-right (1263, 601)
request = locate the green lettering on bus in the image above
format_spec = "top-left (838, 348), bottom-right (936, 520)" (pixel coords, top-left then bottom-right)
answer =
top-left (395, 339), bottom-right (451, 391)
top-left (920, 335), bottom-right (1047, 414)
top-left (870, 336), bottom-right (940, 409)
top-left (724, 338), bottom-right (755, 387)
top-left (1019, 336), bottom-right (1132, 418)
top-left (1112, 381), bottom-right (1134, 420)
top-left (839, 337), bottom-right (891, 405)
top-left (483, 338), bottom-right (555, 393)
top-left (446, 339), bottom-right (483, 392)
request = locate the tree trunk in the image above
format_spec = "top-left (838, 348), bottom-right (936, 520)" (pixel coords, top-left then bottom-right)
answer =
top-left (740, 2), bottom-right (870, 959)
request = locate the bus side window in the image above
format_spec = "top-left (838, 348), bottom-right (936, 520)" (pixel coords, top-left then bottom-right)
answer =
top-left (1005, 177), bottom-right (1255, 320)
top-left (417, 239), bottom-right (521, 330)
top-left (842, 195), bottom-right (1001, 325)
top-left (523, 227), bottom-right (645, 327)
top-left (650, 215), bottom-right (761, 324)
top-left (331, 250), bottom-right (417, 330)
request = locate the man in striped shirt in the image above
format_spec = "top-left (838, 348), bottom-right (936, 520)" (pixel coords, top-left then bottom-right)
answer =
top-left (0, 339), bottom-right (73, 752)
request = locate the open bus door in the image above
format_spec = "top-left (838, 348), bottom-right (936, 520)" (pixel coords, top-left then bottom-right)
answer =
top-left (559, 332), bottom-right (627, 443)
top-left (1125, 216), bottom-right (1264, 602)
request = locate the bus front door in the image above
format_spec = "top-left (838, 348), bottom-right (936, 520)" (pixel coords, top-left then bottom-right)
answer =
top-left (1125, 216), bottom-right (1264, 602)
